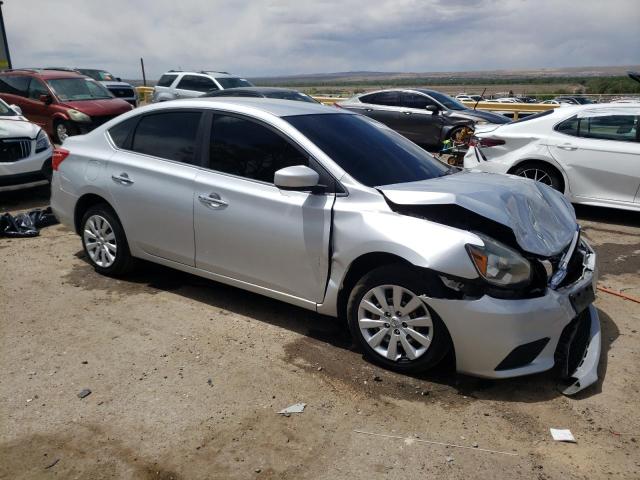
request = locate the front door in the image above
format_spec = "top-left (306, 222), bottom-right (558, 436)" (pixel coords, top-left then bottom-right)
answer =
top-left (398, 92), bottom-right (444, 147)
top-left (107, 110), bottom-right (204, 265)
top-left (194, 113), bottom-right (333, 302)
top-left (549, 113), bottom-right (640, 203)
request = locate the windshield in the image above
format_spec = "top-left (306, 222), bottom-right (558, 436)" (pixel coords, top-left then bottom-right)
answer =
top-left (79, 69), bottom-right (116, 81)
top-left (0, 99), bottom-right (17, 116)
top-left (265, 91), bottom-right (318, 103)
top-left (422, 90), bottom-right (467, 111)
top-left (217, 77), bottom-right (254, 89)
top-left (46, 78), bottom-right (114, 101)
top-left (285, 113), bottom-right (450, 187)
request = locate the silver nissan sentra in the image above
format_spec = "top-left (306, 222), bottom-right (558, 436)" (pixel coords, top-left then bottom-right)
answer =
top-left (50, 98), bottom-right (601, 394)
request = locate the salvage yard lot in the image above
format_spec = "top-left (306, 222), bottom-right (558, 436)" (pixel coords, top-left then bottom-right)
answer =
top-left (1, 187), bottom-right (639, 480)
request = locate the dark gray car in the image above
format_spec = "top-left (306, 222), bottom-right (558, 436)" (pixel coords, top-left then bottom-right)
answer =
top-left (201, 87), bottom-right (318, 103)
top-left (338, 89), bottom-right (510, 149)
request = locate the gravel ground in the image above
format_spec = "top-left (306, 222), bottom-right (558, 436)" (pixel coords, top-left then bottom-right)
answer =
top-left (1, 186), bottom-right (639, 480)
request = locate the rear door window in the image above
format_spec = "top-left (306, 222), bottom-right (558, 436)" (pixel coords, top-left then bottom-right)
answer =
top-left (0, 75), bottom-right (30, 97)
top-left (360, 91), bottom-right (401, 107)
top-left (131, 111), bottom-right (202, 164)
top-left (157, 74), bottom-right (178, 87)
top-left (176, 75), bottom-right (217, 92)
top-left (209, 114), bottom-right (308, 183)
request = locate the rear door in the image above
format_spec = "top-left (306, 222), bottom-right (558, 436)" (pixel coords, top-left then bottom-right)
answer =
top-left (193, 113), bottom-right (334, 303)
top-left (107, 110), bottom-right (204, 265)
top-left (398, 92), bottom-right (445, 146)
top-left (549, 113), bottom-right (640, 203)
top-left (351, 92), bottom-right (403, 131)
top-left (174, 75), bottom-right (217, 99)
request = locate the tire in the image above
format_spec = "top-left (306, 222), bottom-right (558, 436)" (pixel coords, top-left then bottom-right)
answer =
top-left (347, 264), bottom-right (451, 373)
top-left (80, 204), bottom-right (135, 276)
top-left (512, 162), bottom-right (563, 192)
top-left (53, 120), bottom-right (76, 144)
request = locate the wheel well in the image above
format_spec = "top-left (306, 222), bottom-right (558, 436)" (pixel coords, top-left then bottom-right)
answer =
top-left (74, 194), bottom-right (114, 234)
top-left (507, 159), bottom-right (565, 193)
top-left (336, 252), bottom-right (410, 319)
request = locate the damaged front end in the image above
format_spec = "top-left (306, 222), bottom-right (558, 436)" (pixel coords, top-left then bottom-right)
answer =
top-left (378, 171), bottom-right (601, 394)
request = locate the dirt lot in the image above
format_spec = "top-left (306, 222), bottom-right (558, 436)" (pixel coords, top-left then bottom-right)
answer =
top-left (1, 186), bottom-right (639, 480)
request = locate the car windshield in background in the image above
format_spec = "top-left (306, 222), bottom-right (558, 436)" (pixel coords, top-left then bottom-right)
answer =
top-left (0, 100), bottom-right (16, 116)
top-left (79, 69), bottom-right (116, 81)
top-left (285, 113), bottom-right (450, 187)
top-left (46, 78), bottom-right (113, 101)
top-left (265, 91), bottom-right (317, 103)
top-left (422, 90), bottom-right (467, 111)
top-left (217, 77), bottom-right (253, 89)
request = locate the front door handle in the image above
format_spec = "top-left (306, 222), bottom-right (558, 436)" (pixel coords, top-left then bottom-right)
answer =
top-left (112, 173), bottom-right (134, 185)
top-left (403, 111), bottom-right (412, 115)
top-left (558, 144), bottom-right (578, 151)
top-left (198, 193), bottom-right (228, 209)
top-left (365, 108), bottom-right (373, 112)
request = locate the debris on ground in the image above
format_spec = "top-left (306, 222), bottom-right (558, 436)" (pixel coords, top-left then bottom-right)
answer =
top-left (278, 403), bottom-right (306, 415)
top-left (77, 388), bottom-right (92, 399)
top-left (445, 455), bottom-right (455, 464)
top-left (207, 378), bottom-right (213, 387)
top-left (44, 458), bottom-right (60, 469)
top-left (550, 428), bottom-right (576, 443)
top-left (0, 207), bottom-right (58, 238)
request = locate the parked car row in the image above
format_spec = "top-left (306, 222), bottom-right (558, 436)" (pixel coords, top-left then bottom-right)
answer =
top-left (50, 96), bottom-right (601, 395)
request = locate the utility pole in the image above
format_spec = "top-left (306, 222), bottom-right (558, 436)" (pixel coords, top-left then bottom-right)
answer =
top-left (0, 0), bottom-right (12, 69)
top-left (140, 57), bottom-right (146, 86)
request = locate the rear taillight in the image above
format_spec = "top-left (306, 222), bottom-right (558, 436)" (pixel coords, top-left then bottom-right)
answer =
top-left (52, 148), bottom-right (70, 171)
top-left (469, 136), bottom-right (505, 148)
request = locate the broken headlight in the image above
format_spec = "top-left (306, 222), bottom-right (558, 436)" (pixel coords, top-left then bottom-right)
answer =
top-left (466, 234), bottom-right (531, 287)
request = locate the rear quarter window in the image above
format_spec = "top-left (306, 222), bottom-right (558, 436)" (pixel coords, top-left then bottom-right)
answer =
top-left (108, 116), bottom-right (140, 148)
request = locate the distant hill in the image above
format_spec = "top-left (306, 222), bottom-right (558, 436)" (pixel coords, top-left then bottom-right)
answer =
top-left (250, 65), bottom-right (640, 85)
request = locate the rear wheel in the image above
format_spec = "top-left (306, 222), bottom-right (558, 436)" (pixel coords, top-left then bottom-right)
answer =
top-left (512, 162), bottom-right (563, 192)
top-left (81, 204), bottom-right (134, 276)
top-left (347, 264), bottom-right (451, 373)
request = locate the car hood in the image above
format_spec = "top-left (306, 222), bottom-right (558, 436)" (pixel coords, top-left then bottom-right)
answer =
top-left (448, 109), bottom-right (511, 124)
top-left (100, 80), bottom-right (135, 89)
top-left (0, 118), bottom-right (39, 138)
top-left (60, 98), bottom-right (132, 116)
top-left (379, 171), bottom-right (576, 257)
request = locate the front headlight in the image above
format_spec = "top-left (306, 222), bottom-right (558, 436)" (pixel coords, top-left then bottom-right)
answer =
top-left (35, 129), bottom-right (51, 153)
top-left (67, 109), bottom-right (91, 123)
top-left (466, 234), bottom-right (531, 287)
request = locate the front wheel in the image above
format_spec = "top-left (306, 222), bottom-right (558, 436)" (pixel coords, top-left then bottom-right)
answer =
top-left (347, 264), bottom-right (451, 373)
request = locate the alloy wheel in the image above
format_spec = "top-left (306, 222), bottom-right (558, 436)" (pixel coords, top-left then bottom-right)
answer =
top-left (357, 284), bottom-right (433, 361)
top-left (517, 168), bottom-right (553, 186)
top-left (83, 215), bottom-right (117, 268)
top-left (56, 123), bottom-right (68, 143)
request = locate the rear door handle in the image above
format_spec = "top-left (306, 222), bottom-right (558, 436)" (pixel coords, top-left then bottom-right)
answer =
top-left (198, 193), bottom-right (228, 209)
top-left (402, 111), bottom-right (412, 115)
top-left (558, 144), bottom-right (578, 151)
top-left (365, 108), bottom-right (373, 112)
top-left (111, 173), bottom-right (134, 185)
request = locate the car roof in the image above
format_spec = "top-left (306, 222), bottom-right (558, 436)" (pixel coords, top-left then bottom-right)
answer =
top-left (146, 97), bottom-right (345, 117)
top-left (1, 69), bottom-right (86, 80)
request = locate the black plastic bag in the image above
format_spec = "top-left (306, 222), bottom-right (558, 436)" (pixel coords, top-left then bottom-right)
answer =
top-left (0, 207), bottom-right (59, 238)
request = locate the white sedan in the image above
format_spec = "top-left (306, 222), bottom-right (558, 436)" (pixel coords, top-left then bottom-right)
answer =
top-left (464, 104), bottom-right (640, 212)
top-left (0, 98), bottom-right (53, 192)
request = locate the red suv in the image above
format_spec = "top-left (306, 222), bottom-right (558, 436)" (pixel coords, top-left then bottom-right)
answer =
top-left (0, 69), bottom-right (133, 143)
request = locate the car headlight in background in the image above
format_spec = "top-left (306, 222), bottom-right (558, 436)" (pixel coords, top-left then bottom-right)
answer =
top-left (466, 234), bottom-right (531, 287)
top-left (67, 109), bottom-right (91, 123)
top-left (35, 129), bottom-right (51, 153)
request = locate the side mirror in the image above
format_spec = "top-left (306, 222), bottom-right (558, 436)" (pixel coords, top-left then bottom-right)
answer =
top-left (426, 105), bottom-right (439, 113)
top-left (39, 94), bottom-right (53, 105)
top-left (274, 165), bottom-right (320, 191)
top-left (10, 104), bottom-right (22, 115)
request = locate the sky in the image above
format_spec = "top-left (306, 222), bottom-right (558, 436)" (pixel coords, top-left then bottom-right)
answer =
top-left (3, 0), bottom-right (639, 79)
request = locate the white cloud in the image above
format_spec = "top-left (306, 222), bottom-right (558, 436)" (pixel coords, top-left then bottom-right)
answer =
top-left (3, 0), bottom-right (639, 79)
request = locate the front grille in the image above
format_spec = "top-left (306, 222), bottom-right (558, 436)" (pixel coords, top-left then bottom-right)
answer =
top-left (0, 137), bottom-right (32, 162)
top-left (108, 87), bottom-right (135, 98)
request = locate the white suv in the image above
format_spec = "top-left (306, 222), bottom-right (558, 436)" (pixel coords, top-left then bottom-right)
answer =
top-left (151, 71), bottom-right (253, 102)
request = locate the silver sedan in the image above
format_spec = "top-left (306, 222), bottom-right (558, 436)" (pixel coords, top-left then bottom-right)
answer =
top-left (50, 98), bottom-right (601, 394)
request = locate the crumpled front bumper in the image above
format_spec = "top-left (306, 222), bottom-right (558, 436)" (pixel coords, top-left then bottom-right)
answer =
top-left (421, 240), bottom-right (600, 395)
